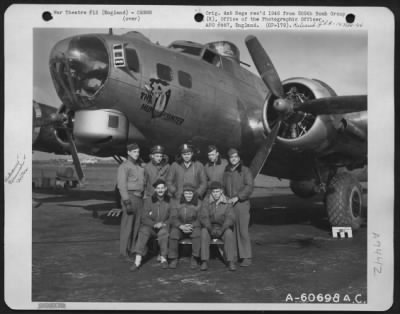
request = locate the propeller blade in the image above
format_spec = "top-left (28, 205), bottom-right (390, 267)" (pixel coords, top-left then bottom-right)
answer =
top-left (34, 113), bottom-right (62, 127)
top-left (66, 130), bottom-right (85, 183)
top-left (245, 35), bottom-right (284, 98)
top-left (249, 118), bottom-right (282, 177)
top-left (294, 95), bottom-right (367, 115)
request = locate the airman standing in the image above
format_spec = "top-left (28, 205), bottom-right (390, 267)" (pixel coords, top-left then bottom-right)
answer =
top-left (117, 143), bottom-right (145, 258)
top-left (204, 145), bottom-right (228, 195)
top-left (166, 143), bottom-right (207, 202)
top-left (223, 148), bottom-right (254, 267)
top-left (144, 145), bottom-right (170, 198)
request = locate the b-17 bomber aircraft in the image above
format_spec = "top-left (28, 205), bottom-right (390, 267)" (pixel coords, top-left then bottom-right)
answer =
top-left (33, 30), bottom-right (367, 230)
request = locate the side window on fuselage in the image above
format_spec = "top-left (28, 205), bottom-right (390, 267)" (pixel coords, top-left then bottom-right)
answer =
top-left (126, 48), bottom-right (140, 72)
top-left (178, 71), bottom-right (192, 88)
top-left (156, 63), bottom-right (173, 82)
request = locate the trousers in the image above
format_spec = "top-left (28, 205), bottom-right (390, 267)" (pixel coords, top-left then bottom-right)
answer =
top-left (168, 227), bottom-right (200, 259)
top-left (233, 201), bottom-right (252, 259)
top-left (135, 225), bottom-right (169, 257)
top-left (119, 193), bottom-right (143, 256)
top-left (200, 227), bottom-right (235, 262)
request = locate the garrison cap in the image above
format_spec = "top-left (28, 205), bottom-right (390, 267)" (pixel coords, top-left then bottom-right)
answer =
top-left (209, 181), bottom-right (223, 190)
top-left (183, 183), bottom-right (196, 192)
top-left (127, 143), bottom-right (139, 151)
top-left (207, 145), bottom-right (218, 153)
top-left (227, 148), bottom-right (239, 157)
top-left (179, 143), bottom-right (193, 154)
top-left (151, 145), bottom-right (165, 154)
top-left (152, 178), bottom-right (167, 188)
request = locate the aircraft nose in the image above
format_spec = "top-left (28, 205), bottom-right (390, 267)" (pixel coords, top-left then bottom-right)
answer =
top-left (49, 35), bottom-right (109, 108)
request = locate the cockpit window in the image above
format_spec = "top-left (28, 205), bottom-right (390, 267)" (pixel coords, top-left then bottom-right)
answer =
top-left (202, 49), bottom-right (222, 68)
top-left (170, 44), bottom-right (202, 56)
top-left (221, 57), bottom-right (234, 73)
top-left (156, 63), bottom-right (173, 81)
top-left (126, 48), bottom-right (140, 72)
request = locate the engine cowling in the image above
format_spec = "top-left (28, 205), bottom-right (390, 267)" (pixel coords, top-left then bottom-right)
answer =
top-left (290, 179), bottom-right (318, 198)
top-left (263, 78), bottom-right (341, 153)
top-left (73, 109), bottom-right (128, 143)
top-left (33, 101), bottom-right (136, 157)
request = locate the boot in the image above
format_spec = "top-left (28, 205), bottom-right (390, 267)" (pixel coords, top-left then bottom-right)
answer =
top-left (130, 255), bottom-right (142, 271)
top-left (240, 258), bottom-right (252, 267)
top-left (161, 260), bottom-right (168, 269)
top-left (129, 263), bottom-right (140, 271)
top-left (169, 259), bottom-right (178, 269)
top-left (190, 256), bottom-right (198, 269)
top-left (228, 261), bottom-right (236, 271)
top-left (200, 261), bottom-right (208, 271)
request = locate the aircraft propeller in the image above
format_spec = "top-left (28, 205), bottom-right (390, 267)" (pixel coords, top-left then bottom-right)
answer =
top-left (33, 112), bottom-right (68, 128)
top-left (65, 130), bottom-right (85, 183)
top-left (33, 105), bottom-right (85, 183)
top-left (245, 35), bottom-right (367, 177)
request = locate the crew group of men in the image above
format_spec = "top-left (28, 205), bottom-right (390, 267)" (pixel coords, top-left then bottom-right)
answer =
top-left (117, 142), bottom-right (254, 272)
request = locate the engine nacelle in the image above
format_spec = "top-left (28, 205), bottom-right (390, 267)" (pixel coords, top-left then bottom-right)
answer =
top-left (263, 78), bottom-right (341, 153)
top-left (73, 109), bottom-right (128, 144)
top-left (71, 109), bottom-right (146, 156)
top-left (33, 102), bottom-right (145, 157)
top-left (290, 179), bottom-right (318, 198)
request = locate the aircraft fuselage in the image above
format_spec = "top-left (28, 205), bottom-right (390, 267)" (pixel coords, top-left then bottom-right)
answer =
top-left (46, 31), bottom-right (367, 180)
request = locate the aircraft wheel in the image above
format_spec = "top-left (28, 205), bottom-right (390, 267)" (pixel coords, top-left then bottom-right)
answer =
top-left (325, 172), bottom-right (363, 230)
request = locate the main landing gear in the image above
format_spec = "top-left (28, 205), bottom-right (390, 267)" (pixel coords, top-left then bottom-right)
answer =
top-left (325, 172), bottom-right (363, 230)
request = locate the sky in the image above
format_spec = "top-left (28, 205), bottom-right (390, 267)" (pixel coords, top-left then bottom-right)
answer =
top-left (33, 28), bottom-right (367, 159)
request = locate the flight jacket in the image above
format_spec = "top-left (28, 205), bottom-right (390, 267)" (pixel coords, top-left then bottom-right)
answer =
top-left (223, 162), bottom-right (254, 202)
top-left (166, 160), bottom-right (207, 199)
top-left (171, 195), bottom-right (202, 229)
top-left (117, 157), bottom-right (145, 200)
top-left (141, 194), bottom-right (172, 228)
top-left (144, 159), bottom-right (170, 197)
top-left (204, 157), bottom-right (228, 189)
top-left (200, 194), bottom-right (235, 231)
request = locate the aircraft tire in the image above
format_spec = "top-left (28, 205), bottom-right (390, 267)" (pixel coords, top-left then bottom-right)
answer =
top-left (326, 173), bottom-right (363, 230)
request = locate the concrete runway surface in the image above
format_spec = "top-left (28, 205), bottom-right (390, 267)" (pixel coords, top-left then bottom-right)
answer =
top-left (32, 163), bottom-right (367, 304)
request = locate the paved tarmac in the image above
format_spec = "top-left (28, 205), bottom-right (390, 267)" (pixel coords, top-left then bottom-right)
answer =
top-left (32, 178), bottom-right (367, 304)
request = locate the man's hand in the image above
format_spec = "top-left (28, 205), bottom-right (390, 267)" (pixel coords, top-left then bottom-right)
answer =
top-left (229, 196), bottom-right (239, 205)
top-left (179, 224), bottom-right (193, 233)
top-left (154, 222), bottom-right (163, 229)
top-left (185, 224), bottom-right (193, 233)
top-left (123, 200), bottom-right (134, 215)
top-left (211, 229), bottom-right (221, 238)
